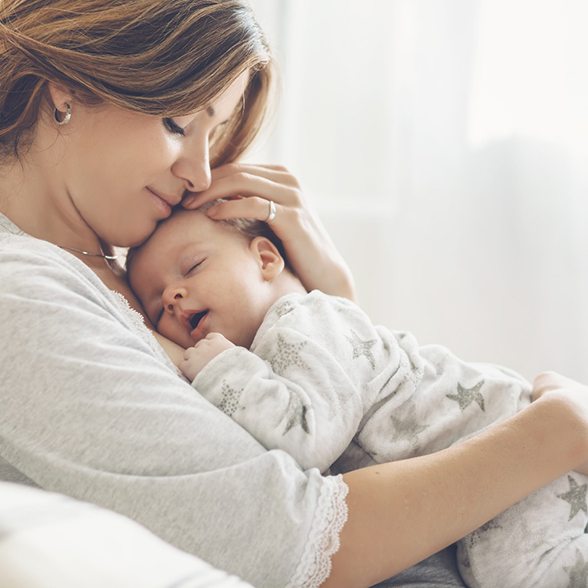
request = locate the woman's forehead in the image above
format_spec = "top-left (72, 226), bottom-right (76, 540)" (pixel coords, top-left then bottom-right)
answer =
top-left (177, 70), bottom-right (249, 122)
top-left (214, 70), bottom-right (250, 114)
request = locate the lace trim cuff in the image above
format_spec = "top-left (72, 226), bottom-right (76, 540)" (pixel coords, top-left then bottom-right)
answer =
top-left (288, 474), bottom-right (349, 588)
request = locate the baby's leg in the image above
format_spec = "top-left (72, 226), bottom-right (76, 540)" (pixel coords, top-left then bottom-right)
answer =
top-left (458, 472), bottom-right (588, 588)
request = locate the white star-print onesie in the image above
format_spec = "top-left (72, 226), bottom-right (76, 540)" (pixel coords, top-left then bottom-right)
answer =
top-left (193, 290), bottom-right (588, 588)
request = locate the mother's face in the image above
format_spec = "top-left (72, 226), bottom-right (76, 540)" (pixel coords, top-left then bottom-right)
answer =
top-left (46, 71), bottom-right (249, 247)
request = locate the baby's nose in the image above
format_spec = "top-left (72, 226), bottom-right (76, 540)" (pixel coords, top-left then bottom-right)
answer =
top-left (164, 288), bottom-right (186, 313)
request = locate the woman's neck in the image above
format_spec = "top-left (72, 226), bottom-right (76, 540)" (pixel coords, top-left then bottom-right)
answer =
top-left (0, 149), bottom-right (107, 261)
top-left (0, 162), bottom-right (150, 325)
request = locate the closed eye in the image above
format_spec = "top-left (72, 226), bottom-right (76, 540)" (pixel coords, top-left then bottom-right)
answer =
top-left (186, 259), bottom-right (205, 276)
top-left (163, 117), bottom-right (185, 136)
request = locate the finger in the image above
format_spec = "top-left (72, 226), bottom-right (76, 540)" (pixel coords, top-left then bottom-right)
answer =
top-left (533, 371), bottom-right (563, 386)
top-left (185, 172), bottom-right (296, 207)
top-left (207, 332), bottom-right (224, 339)
top-left (211, 163), bottom-right (297, 185)
top-left (532, 371), bottom-right (570, 393)
top-left (207, 196), bottom-right (285, 225)
top-left (532, 371), bottom-right (558, 391)
top-left (183, 172), bottom-right (300, 209)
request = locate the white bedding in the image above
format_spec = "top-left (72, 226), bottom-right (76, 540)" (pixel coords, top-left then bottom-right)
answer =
top-left (0, 482), bottom-right (253, 588)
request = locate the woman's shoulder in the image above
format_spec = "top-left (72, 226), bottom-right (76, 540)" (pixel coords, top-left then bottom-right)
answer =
top-left (0, 226), bottom-right (146, 334)
top-left (0, 224), bottom-right (108, 297)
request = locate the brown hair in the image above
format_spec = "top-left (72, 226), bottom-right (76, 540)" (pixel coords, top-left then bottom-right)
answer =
top-left (0, 0), bottom-right (273, 163)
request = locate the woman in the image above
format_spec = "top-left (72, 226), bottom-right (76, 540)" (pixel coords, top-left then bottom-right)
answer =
top-left (0, 2), bottom-right (587, 587)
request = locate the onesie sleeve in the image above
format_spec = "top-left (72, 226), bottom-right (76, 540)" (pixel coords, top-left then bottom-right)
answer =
top-left (0, 239), bottom-right (348, 588)
top-left (193, 290), bottom-right (396, 472)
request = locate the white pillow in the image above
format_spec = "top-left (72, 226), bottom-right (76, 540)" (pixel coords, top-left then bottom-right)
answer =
top-left (0, 481), bottom-right (254, 588)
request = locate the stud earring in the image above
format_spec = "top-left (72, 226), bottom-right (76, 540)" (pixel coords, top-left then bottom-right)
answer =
top-left (54, 103), bottom-right (72, 126)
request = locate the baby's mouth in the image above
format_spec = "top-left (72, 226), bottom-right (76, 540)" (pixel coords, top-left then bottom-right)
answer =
top-left (189, 310), bottom-right (208, 331)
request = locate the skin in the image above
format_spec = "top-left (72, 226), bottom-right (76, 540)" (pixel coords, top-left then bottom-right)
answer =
top-left (182, 164), bottom-right (358, 300)
top-left (128, 209), bottom-right (305, 349)
top-left (2, 65), bottom-right (588, 586)
top-left (1, 73), bottom-right (249, 252)
top-left (128, 209), bottom-right (306, 379)
top-left (0, 72), bottom-right (250, 317)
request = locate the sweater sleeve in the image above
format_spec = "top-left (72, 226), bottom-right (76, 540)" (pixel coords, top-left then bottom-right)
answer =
top-left (0, 237), bottom-right (348, 588)
top-left (193, 291), bottom-right (400, 473)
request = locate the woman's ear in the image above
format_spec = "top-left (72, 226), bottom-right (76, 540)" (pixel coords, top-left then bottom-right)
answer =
top-left (46, 81), bottom-right (74, 111)
top-left (249, 237), bottom-right (285, 281)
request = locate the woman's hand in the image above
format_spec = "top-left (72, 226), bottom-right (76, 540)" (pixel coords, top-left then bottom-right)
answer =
top-left (532, 371), bottom-right (588, 475)
top-left (183, 163), bottom-right (357, 300)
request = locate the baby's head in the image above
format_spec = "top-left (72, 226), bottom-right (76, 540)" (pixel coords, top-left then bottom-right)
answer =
top-left (127, 206), bottom-right (304, 349)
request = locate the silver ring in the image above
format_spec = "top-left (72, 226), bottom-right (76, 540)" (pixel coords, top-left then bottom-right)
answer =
top-left (265, 199), bottom-right (277, 223)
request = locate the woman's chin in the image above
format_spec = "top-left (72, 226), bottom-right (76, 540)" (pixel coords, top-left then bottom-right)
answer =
top-left (112, 224), bottom-right (159, 248)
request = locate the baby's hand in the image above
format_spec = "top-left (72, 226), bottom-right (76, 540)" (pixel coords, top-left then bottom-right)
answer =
top-left (180, 333), bottom-right (235, 381)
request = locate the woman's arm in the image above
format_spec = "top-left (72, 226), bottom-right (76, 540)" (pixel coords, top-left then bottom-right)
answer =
top-left (182, 163), bottom-right (357, 300)
top-left (0, 247), bottom-right (345, 588)
top-left (325, 389), bottom-right (588, 587)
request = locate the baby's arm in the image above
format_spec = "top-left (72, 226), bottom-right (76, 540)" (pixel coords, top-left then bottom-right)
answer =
top-left (192, 335), bottom-right (362, 472)
top-left (192, 292), bottom-right (397, 472)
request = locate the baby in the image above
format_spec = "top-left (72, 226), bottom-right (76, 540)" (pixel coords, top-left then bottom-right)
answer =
top-left (127, 208), bottom-right (588, 588)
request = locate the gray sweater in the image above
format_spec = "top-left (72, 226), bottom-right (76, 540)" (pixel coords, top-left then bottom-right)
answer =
top-left (0, 213), bottom-right (347, 588)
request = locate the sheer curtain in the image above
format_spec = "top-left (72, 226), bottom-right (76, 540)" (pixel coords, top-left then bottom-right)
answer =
top-left (247, 0), bottom-right (588, 381)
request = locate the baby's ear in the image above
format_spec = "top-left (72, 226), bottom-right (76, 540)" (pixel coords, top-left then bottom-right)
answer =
top-left (249, 237), bottom-right (285, 281)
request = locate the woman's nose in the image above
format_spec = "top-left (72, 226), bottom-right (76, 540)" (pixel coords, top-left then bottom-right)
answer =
top-left (162, 285), bottom-right (188, 314)
top-left (172, 136), bottom-right (212, 193)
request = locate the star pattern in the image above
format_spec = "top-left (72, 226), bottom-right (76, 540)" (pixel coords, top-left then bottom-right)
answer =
top-left (283, 392), bottom-right (310, 435)
top-left (557, 475), bottom-right (588, 521)
top-left (459, 519), bottom-right (502, 568)
top-left (564, 549), bottom-right (588, 588)
top-left (268, 334), bottom-right (308, 374)
top-left (389, 401), bottom-right (429, 449)
top-left (346, 329), bottom-right (377, 370)
top-left (218, 381), bottom-right (243, 417)
top-left (446, 381), bottom-right (486, 412)
top-left (273, 300), bottom-right (296, 319)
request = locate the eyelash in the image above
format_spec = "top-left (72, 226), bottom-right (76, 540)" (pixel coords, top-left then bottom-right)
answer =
top-left (163, 117), bottom-right (185, 136)
top-left (186, 260), bottom-right (204, 275)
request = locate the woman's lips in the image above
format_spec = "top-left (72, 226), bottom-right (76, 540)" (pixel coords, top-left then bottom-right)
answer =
top-left (146, 187), bottom-right (172, 217)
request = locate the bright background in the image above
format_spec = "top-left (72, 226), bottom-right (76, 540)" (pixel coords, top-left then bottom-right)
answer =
top-left (247, 0), bottom-right (588, 381)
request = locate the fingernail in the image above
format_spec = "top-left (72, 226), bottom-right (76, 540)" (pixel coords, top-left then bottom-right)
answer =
top-left (207, 206), bottom-right (219, 218)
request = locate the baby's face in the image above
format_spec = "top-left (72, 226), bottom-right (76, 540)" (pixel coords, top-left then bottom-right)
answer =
top-left (128, 210), bottom-right (276, 348)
